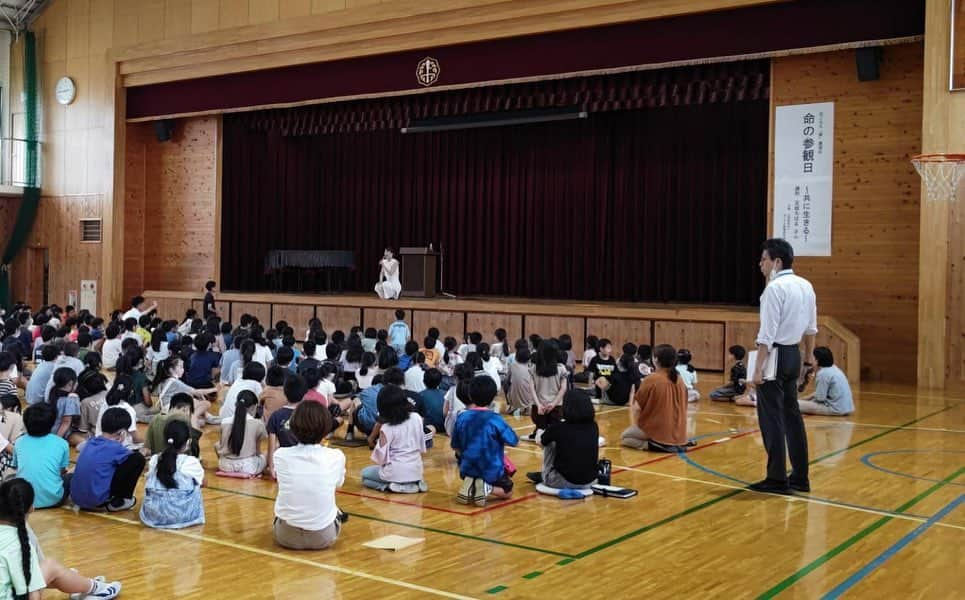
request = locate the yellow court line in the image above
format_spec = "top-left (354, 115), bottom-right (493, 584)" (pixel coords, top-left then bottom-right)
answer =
top-left (81, 511), bottom-right (480, 600)
top-left (613, 464), bottom-right (965, 532)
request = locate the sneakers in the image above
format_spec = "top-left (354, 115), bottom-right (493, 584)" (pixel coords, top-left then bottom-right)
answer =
top-left (69, 575), bottom-right (104, 600)
top-left (598, 436), bottom-right (606, 447)
top-left (106, 497), bottom-right (136, 512)
top-left (417, 480), bottom-right (429, 493)
top-left (388, 482), bottom-right (421, 494)
top-left (526, 471), bottom-right (543, 484)
top-left (86, 580), bottom-right (122, 599)
top-left (456, 478), bottom-right (491, 506)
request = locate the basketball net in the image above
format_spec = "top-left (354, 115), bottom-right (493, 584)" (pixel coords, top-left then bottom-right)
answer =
top-left (911, 153), bottom-right (965, 202)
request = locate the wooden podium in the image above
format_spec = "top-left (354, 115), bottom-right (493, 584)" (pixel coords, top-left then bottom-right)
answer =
top-left (399, 247), bottom-right (439, 297)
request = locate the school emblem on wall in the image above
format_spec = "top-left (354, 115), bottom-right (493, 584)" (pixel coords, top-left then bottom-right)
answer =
top-left (417, 57), bottom-right (440, 87)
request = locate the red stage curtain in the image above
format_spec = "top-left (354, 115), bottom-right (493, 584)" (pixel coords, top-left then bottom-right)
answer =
top-left (221, 63), bottom-right (769, 304)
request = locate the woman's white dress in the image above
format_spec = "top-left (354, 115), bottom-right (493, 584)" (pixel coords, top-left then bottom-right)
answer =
top-left (375, 258), bottom-right (402, 300)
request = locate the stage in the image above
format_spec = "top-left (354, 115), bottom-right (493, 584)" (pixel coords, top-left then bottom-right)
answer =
top-left (143, 289), bottom-right (860, 381)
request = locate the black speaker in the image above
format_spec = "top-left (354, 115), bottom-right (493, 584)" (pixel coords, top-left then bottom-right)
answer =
top-left (855, 47), bottom-right (881, 81)
top-left (153, 119), bottom-right (175, 142)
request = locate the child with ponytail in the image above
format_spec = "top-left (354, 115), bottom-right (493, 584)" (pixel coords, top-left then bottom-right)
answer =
top-left (140, 419), bottom-right (205, 529)
top-left (0, 478), bottom-right (122, 598)
top-left (215, 390), bottom-right (267, 476)
top-left (93, 374), bottom-right (143, 450)
top-left (46, 367), bottom-right (83, 446)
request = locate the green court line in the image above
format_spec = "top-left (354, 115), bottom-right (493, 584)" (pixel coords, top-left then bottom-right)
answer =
top-left (522, 571), bottom-right (543, 579)
top-left (756, 466), bottom-right (964, 600)
top-left (486, 586), bottom-right (509, 594)
top-left (206, 485), bottom-right (575, 559)
top-left (556, 558), bottom-right (576, 566)
top-left (569, 403), bottom-right (961, 561)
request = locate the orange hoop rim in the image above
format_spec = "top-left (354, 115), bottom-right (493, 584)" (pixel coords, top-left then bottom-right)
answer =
top-left (911, 153), bottom-right (965, 163)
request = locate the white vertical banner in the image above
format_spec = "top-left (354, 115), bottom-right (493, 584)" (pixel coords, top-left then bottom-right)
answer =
top-left (773, 102), bottom-right (834, 256)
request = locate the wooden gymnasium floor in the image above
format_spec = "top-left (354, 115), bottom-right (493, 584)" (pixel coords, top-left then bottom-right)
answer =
top-left (32, 378), bottom-right (964, 599)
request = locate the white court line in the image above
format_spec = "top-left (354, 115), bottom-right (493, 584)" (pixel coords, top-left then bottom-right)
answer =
top-left (691, 409), bottom-right (965, 433)
top-left (859, 390), bottom-right (965, 402)
top-left (81, 511), bottom-right (480, 600)
top-left (612, 464), bottom-right (965, 532)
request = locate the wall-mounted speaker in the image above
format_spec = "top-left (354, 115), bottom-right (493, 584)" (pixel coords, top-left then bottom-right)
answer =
top-left (153, 119), bottom-right (175, 142)
top-left (855, 47), bottom-right (882, 82)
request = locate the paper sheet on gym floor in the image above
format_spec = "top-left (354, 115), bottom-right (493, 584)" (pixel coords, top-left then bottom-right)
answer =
top-left (363, 535), bottom-right (425, 551)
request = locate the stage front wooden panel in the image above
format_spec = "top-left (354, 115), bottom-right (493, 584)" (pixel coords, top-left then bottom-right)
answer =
top-left (586, 318), bottom-right (653, 350)
top-left (271, 304), bottom-right (316, 333)
top-left (466, 313), bottom-right (523, 347)
top-left (363, 308), bottom-right (408, 334)
top-left (654, 321), bottom-right (725, 370)
top-left (316, 306), bottom-right (362, 336)
top-left (724, 321), bottom-right (761, 354)
top-left (230, 302), bottom-right (271, 326)
top-left (524, 315), bottom-right (585, 356)
top-left (412, 311), bottom-right (464, 343)
top-left (147, 296), bottom-right (193, 323)
top-left (191, 299), bottom-right (204, 317)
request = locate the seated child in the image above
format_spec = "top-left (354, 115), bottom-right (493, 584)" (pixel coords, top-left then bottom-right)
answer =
top-left (443, 363), bottom-right (475, 437)
top-left (360, 385), bottom-right (428, 493)
top-left (216, 391), bottom-right (268, 476)
top-left (93, 375), bottom-right (144, 450)
top-left (260, 366), bottom-right (289, 424)
top-left (675, 348), bottom-right (700, 403)
top-left (272, 401), bottom-right (347, 550)
top-left (527, 390), bottom-right (599, 489)
top-left (13, 404), bottom-right (70, 508)
top-left (418, 368), bottom-right (446, 432)
top-left (154, 396), bottom-right (202, 460)
top-left (46, 367), bottom-right (84, 446)
top-left (451, 376), bottom-right (519, 506)
top-left (267, 374), bottom-right (307, 478)
top-left (0, 393), bottom-right (24, 445)
top-left (140, 419), bottom-right (206, 529)
top-left (505, 345), bottom-right (536, 415)
top-left (70, 407), bottom-right (147, 512)
top-left (710, 345), bottom-right (746, 402)
top-left (798, 347), bottom-right (854, 416)
top-left (0, 478), bottom-right (122, 599)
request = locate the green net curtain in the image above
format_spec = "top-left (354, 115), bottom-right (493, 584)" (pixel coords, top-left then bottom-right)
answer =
top-left (0, 31), bottom-right (40, 310)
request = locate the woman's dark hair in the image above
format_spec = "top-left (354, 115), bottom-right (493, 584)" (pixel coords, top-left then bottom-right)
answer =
top-left (562, 389), bottom-right (595, 424)
top-left (377, 385), bottom-right (411, 426)
top-left (494, 328), bottom-right (509, 358)
top-left (442, 337), bottom-right (458, 364)
top-left (477, 342), bottom-right (491, 362)
top-left (377, 347), bottom-right (399, 370)
top-left (654, 344), bottom-right (678, 383)
top-left (229, 390), bottom-right (259, 456)
top-left (0, 478), bottom-right (35, 588)
top-left (359, 352), bottom-right (376, 376)
top-left (585, 335), bottom-right (599, 351)
top-left (106, 374), bottom-right (134, 406)
top-left (289, 401), bottom-right (333, 444)
top-left (761, 238), bottom-right (794, 269)
top-left (534, 339), bottom-right (562, 378)
top-left (239, 339), bottom-right (256, 367)
top-left (157, 419), bottom-right (190, 489)
top-left (152, 356), bottom-right (182, 391)
top-left (814, 346), bottom-right (834, 368)
top-left (47, 367), bottom-right (78, 406)
top-left (676, 349), bottom-right (695, 373)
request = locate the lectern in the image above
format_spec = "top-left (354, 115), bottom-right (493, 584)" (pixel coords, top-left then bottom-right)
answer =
top-left (399, 247), bottom-right (438, 297)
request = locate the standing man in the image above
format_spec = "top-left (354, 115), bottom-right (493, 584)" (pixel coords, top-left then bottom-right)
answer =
top-left (749, 238), bottom-right (817, 494)
top-left (203, 280), bottom-right (220, 320)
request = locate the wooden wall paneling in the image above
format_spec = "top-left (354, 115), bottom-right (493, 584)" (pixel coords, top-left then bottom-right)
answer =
top-left (147, 296), bottom-right (194, 322)
top-left (523, 315), bottom-right (585, 356)
top-left (363, 307), bottom-right (407, 333)
top-left (815, 328), bottom-right (850, 382)
top-left (585, 318), bottom-right (652, 349)
top-left (724, 321), bottom-right (760, 355)
top-left (411, 310), bottom-right (465, 343)
top-left (279, 0), bottom-right (312, 19)
top-left (191, 299), bottom-right (205, 317)
top-left (249, 0), bottom-right (281, 25)
top-left (230, 301), bottom-right (271, 325)
top-left (220, 0), bottom-right (251, 29)
top-left (122, 126), bottom-right (147, 303)
top-left (139, 116), bottom-right (219, 292)
top-left (772, 43), bottom-right (923, 383)
top-left (653, 321), bottom-right (725, 371)
top-left (270, 303), bottom-right (316, 333)
top-left (465, 312), bottom-right (523, 346)
top-left (317, 305), bottom-right (362, 335)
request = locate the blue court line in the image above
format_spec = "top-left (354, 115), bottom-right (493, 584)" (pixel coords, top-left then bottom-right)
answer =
top-left (821, 494), bottom-right (965, 599)
top-left (860, 450), bottom-right (965, 487)
top-left (677, 453), bottom-right (934, 520)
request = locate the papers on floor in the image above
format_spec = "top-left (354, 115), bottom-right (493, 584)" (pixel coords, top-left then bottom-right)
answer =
top-left (362, 535), bottom-right (425, 551)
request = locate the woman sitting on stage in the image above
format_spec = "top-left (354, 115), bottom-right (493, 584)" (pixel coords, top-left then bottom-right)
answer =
top-left (375, 248), bottom-right (402, 300)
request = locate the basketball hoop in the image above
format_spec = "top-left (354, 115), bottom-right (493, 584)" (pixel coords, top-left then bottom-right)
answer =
top-left (911, 153), bottom-right (965, 202)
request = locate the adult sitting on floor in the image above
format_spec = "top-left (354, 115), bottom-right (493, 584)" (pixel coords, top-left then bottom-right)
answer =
top-left (621, 344), bottom-right (689, 452)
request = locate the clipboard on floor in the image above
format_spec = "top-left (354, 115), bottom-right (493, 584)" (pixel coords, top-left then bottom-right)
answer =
top-left (745, 350), bottom-right (778, 382)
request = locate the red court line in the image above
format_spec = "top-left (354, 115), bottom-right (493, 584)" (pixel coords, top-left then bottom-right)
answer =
top-left (468, 492), bottom-right (540, 515)
top-left (613, 429), bottom-right (760, 475)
